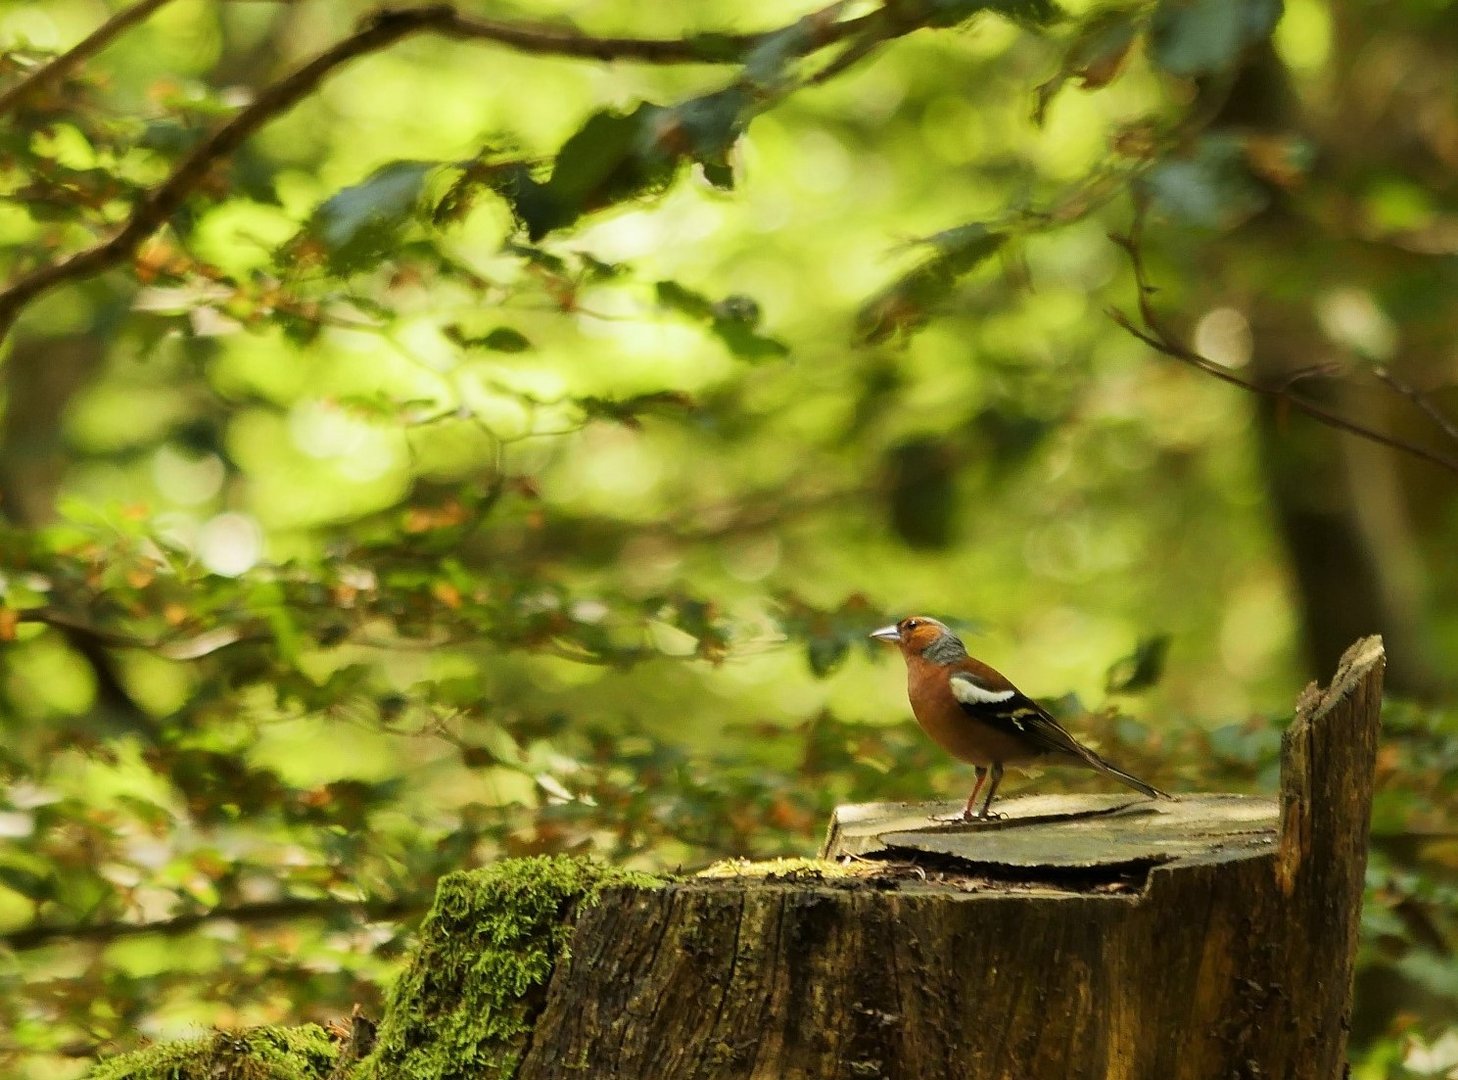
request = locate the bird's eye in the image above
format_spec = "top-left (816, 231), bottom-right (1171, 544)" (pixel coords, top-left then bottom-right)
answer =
top-left (904, 619), bottom-right (919, 631)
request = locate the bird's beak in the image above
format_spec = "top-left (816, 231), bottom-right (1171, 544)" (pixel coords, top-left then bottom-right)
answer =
top-left (869, 623), bottom-right (901, 643)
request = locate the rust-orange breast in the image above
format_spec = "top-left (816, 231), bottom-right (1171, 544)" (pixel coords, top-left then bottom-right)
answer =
top-left (905, 660), bottom-right (1043, 766)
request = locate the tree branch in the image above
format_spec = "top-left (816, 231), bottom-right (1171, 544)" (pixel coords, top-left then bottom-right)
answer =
top-left (1108, 218), bottom-right (1458, 479)
top-left (0, 2), bottom-right (883, 346)
top-left (437, 3), bottom-right (873, 64)
top-left (1, 893), bottom-right (428, 951)
top-left (0, 0), bottom-right (178, 118)
top-left (0, 6), bottom-right (454, 342)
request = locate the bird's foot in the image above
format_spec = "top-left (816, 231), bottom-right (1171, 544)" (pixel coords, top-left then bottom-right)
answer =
top-left (928, 809), bottom-right (1005, 824)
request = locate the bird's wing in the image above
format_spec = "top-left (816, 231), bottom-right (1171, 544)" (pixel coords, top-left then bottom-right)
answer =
top-left (948, 670), bottom-right (1087, 760)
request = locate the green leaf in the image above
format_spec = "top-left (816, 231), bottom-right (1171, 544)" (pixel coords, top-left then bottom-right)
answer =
top-left (775, 592), bottom-right (878, 676)
top-left (444, 324), bottom-right (533, 352)
top-left (1149, 0), bottom-right (1282, 77)
top-left (549, 107), bottom-right (671, 215)
top-left (743, 25), bottom-right (808, 85)
top-left (1138, 134), bottom-right (1268, 230)
top-left (578, 391), bottom-right (696, 428)
top-left (0, 859), bottom-right (57, 902)
top-left (1035, 8), bottom-right (1142, 124)
top-left (807, 635), bottom-right (850, 678)
top-left (656, 281), bottom-right (788, 360)
top-left (655, 280), bottom-right (716, 321)
top-left (305, 161), bottom-right (436, 274)
top-left (985, 0), bottom-right (1067, 26)
top-left (857, 223), bottom-right (1006, 343)
top-left (500, 92), bottom-right (754, 238)
top-left (885, 436), bottom-right (959, 549)
top-left (667, 87), bottom-right (752, 191)
top-left (1105, 635), bottom-right (1172, 694)
top-left (482, 328), bottom-right (532, 352)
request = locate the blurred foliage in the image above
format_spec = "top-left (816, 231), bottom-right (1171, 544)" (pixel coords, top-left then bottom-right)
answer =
top-left (0, 0), bottom-right (1456, 1077)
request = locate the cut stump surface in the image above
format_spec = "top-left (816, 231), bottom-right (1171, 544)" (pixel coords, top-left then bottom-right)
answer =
top-left (823, 792), bottom-right (1278, 873)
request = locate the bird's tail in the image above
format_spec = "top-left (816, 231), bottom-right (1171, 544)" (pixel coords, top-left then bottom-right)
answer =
top-left (1082, 749), bottom-right (1173, 801)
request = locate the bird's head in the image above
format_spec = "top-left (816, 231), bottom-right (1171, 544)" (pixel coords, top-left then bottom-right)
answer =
top-left (869, 615), bottom-right (966, 663)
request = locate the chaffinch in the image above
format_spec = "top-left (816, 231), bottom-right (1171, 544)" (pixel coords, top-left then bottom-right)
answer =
top-left (871, 615), bottom-right (1172, 820)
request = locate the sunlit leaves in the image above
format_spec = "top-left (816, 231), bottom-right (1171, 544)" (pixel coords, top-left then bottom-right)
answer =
top-left (1148, 0), bottom-right (1283, 77)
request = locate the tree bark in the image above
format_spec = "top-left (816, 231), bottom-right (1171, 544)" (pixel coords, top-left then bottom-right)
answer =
top-left (505, 638), bottom-right (1383, 1079)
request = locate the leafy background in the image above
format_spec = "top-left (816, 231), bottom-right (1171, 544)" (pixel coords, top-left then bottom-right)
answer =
top-left (2, 0), bottom-right (1456, 1076)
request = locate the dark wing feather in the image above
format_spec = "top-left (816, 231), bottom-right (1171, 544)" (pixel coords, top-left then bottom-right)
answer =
top-left (947, 671), bottom-right (1085, 758)
top-left (949, 671), bottom-right (1170, 799)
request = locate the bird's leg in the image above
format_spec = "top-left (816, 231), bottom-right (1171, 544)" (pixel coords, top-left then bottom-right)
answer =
top-left (972, 762), bottom-right (1004, 820)
top-left (930, 767), bottom-right (985, 822)
top-left (960, 767), bottom-right (988, 819)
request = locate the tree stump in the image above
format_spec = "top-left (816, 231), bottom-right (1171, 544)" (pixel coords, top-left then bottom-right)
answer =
top-left (478, 637), bottom-right (1384, 1078)
top-left (360, 637), bottom-right (1385, 1080)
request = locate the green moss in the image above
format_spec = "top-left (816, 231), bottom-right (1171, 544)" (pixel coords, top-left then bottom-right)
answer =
top-left (355, 855), bottom-right (658, 1080)
top-left (85, 1024), bottom-right (338, 1080)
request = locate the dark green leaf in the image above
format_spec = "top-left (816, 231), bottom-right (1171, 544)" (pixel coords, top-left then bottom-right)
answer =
top-left (0, 860), bottom-right (58, 901)
top-left (656, 281), bottom-right (788, 360)
top-left (656, 280), bottom-right (716, 320)
top-left (579, 392), bottom-right (696, 428)
top-left (1035, 8), bottom-right (1142, 124)
top-left (807, 635), bottom-right (850, 678)
top-left (549, 107), bottom-right (670, 214)
top-left (885, 436), bottom-right (960, 549)
top-left (858, 224), bottom-right (1006, 343)
top-left (1149, 0), bottom-right (1282, 78)
top-left (304, 161), bottom-right (436, 274)
top-left (1138, 134), bottom-right (1268, 230)
top-left (443, 325), bottom-right (532, 352)
top-left (482, 328), bottom-right (532, 353)
top-left (1105, 635), bottom-right (1172, 694)
top-left (666, 87), bottom-right (751, 191)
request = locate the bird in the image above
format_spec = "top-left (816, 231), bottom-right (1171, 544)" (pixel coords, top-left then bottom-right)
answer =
top-left (870, 615), bottom-right (1172, 821)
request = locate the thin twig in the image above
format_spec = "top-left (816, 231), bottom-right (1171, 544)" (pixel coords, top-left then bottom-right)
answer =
top-left (1372, 367), bottom-right (1458, 445)
top-left (1108, 218), bottom-right (1458, 479)
top-left (0, 0), bottom-right (177, 118)
top-left (1, 893), bottom-right (427, 951)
